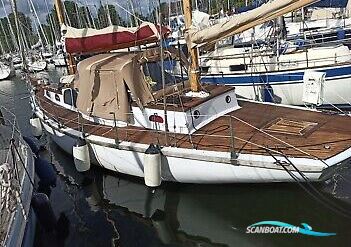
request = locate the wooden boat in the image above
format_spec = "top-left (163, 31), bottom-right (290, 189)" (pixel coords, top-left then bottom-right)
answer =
top-left (29, 47), bottom-right (351, 183)
top-left (28, 0), bottom-right (351, 184)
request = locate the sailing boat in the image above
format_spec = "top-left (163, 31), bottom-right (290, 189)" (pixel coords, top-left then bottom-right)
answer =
top-left (0, 60), bottom-right (15, 80)
top-left (199, 42), bottom-right (351, 106)
top-left (29, 0), bottom-right (351, 184)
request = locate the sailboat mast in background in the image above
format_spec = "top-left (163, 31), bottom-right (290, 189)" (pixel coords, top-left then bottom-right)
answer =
top-left (54, 0), bottom-right (76, 74)
top-left (10, 0), bottom-right (26, 70)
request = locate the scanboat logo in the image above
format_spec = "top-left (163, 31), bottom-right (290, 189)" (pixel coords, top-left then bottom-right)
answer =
top-left (246, 221), bottom-right (336, 237)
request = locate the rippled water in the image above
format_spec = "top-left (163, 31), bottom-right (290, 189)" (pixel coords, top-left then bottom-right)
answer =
top-left (1, 69), bottom-right (351, 247)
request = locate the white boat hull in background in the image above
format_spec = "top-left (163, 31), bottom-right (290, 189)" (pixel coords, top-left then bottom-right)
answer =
top-left (53, 56), bottom-right (66, 67)
top-left (213, 69), bottom-right (351, 107)
top-left (0, 62), bottom-right (15, 80)
top-left (28, 60), bottom-right (47, 72)
top-left (200, 45), bottom-right (351, 107)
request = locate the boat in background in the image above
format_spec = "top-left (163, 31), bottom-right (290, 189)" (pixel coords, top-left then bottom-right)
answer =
top-left (52, 50), bottom-right (66, 67)
top-left (0, 107), bottom-right (36, 247)
top-left (27, 57), bottom-right (47, 72)
top-left (0, 60), bottom-right (15, 80)
top-left (199, 43), bottom-right (351, 107)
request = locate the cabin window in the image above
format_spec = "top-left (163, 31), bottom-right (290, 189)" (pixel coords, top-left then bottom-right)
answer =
top-left (45, 90), bottom-right (51, 98)
top-left (229, 64), bottom-right (247, 72)
top-left (225, 95), bottom-right (231, 104)
top-left (63, 89), bottom-right (77, 107)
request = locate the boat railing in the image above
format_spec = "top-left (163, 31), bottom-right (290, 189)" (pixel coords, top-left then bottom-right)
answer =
top-left (219, 28), bottom-right (351, 50)
top-left (200, 52), bottom-right (351, 73)
top-left (36, 95), bottom-right (319, 161)
top-left (0, 105), bottom-right (21, 138)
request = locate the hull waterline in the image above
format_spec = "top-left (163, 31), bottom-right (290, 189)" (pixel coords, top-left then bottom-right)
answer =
top-left (35, 107), bottom-right (337, 184)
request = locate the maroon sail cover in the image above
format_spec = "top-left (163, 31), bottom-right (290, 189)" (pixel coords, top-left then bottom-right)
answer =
top-left (64, 22), bottom-right (170, 54)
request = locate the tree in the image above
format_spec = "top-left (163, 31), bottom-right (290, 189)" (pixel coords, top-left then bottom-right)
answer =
top-left (108, 5), bottom-right (124, 26)
top-left (8, 12), bottom-right (35, 49)
top-left (63, 1), bottom-right (80, 28)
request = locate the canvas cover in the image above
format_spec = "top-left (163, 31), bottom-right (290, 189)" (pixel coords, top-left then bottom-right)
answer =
top-left (187, 0), bottom-right (319, 47)
top-left (75, 53), bottom-right (154, 122)
top-left (64, 22), bottom-right (170, 54)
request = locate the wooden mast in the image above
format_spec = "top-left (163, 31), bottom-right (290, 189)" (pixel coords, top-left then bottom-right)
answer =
top-left (182, 0), bottom-right (201, 92)
top-left (54, 0), bottom-right (76, 74)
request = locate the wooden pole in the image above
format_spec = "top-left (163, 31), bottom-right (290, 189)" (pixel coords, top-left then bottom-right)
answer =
top-left (54, 0), bottom-right (65, 25)
top-left (54, 0), bottom-right (76, 75)
top-left (182, 0), bottom-right (200, 92)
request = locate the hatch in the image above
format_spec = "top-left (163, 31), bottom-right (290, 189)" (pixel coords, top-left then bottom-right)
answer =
top-left (263, 118), bottom-right (318, 136)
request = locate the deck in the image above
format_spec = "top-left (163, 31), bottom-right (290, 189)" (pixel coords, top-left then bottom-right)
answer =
top-left (35, 86), bottom-right (351, 160)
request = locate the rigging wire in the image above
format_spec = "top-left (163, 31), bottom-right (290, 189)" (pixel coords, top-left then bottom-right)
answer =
top-left (265, 148), bottom-right (351, 219)
top-left (1, 0), bottom-right (19, 51)
top-left (114, 1), bottom-right (144, 24)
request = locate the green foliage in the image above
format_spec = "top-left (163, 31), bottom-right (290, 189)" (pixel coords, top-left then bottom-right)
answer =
top-left (0, 11), bottom-right (36, 54)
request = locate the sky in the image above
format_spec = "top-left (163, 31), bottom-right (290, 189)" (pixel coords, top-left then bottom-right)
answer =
top-left (0, 0), bottom-right (162, 24)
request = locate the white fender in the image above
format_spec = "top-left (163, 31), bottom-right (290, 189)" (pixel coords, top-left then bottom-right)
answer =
top-left (72, 139), bottom-right (90, 172)
top-left (29, 116), bottom-right (43, 137)
top-left (144, 144), bottom-right (162, 187)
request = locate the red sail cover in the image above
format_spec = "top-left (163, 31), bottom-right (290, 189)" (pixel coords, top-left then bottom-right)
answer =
top-left (64, 22), bottom-right (170, 54)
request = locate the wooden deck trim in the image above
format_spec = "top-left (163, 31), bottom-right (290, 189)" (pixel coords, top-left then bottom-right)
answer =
top-left (33, 86), bottom-right (351, 160)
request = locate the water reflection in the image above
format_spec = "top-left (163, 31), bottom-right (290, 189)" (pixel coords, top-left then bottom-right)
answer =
top-left (81, 167), bottom-right (351, 247)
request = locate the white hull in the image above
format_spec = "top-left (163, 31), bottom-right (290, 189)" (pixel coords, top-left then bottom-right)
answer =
top-left (0, 63), bottom-right (15, 80)
top-left (232, 73), bottom-right (351, 106)
top-left (53, 58), bottom-right (66, 67)
top-left (28, 61), bottom-right (47, 72)
top-left (35, 107), bottom-right (347, 184)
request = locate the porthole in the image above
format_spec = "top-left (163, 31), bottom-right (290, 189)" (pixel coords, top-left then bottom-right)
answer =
top-left (45, 90), bottom-right (51, 97)
top-left (193, 110), bottom-right (200, 119)
top-left (225, 95), bottom-right (231, 103)
top-left (55, 94), bottom-right (60, 101)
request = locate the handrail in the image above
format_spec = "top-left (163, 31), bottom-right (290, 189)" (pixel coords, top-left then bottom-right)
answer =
top-left (200, 53), bottom-right (351, 72)
top-left (36, 94), bottom-right (333, 161)
top-left (200, 51), bottom-right (351, 63)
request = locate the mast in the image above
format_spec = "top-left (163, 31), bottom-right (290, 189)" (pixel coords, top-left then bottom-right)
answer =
top-left (0, 18), bottom-right (10, 52)
top-left (104, 0), bottom-right (113, 26)
top-left (182, 0), bottom-right (201, 93)
top-left (54, 0), bottom-right (76, 74)
top-left (55, 0), bottom-right (65, 26)
top-left (10, 0), bottom-right (26, 70)
top-left (28, 0), bottom-right (49, 50)
top-left (44, 0), bottom-right (58, 51)
top-left (2, 0), bottom-right (18, 52)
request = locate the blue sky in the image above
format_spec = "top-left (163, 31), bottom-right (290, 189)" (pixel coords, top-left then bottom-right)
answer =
top-left (0, 0), bottom-right (164, 23)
